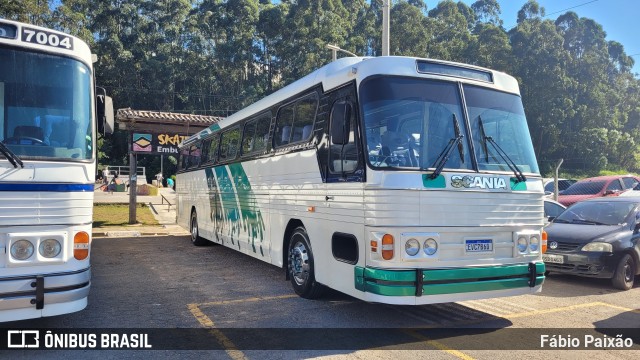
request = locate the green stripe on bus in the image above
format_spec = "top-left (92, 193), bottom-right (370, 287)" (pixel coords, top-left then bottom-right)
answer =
top-left (361, 277), bottom-right (544, 296)
top-left (228, 163), bottom-right (266, 255)
top-left (422, 174), bottom-right (446, 188)
top-left (214, 165), bottom-right (241, 244)
top-left (510, 178), bottom-right (528, 191)
top-left (354, 263), bottom-right (545, 296)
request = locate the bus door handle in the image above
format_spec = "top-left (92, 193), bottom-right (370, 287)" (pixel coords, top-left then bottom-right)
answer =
top-left (325, 195), bottom-right (334, 201)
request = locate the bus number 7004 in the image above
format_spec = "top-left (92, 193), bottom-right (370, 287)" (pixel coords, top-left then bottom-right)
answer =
top-left (22, 27), bottom-right (73, 50)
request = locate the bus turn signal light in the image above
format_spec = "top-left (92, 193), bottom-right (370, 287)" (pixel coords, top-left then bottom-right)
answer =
top-left (381, 234), bottom-right (394, 260)
top-left (74, 231), bottom-right (90, 260)
top-left (541, 230), bottom-right (548, 254)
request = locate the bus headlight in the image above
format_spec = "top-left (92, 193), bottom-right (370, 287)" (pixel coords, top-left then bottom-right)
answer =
top-left (517, 236), bottom-right (528, 253)
top-left (11, 240), bottom-right (34, 260)
top-left (405, 238), bottom-right (420, 256)
top-left (39, 239), bottom-right (62, 258)
top-left (529, 236), bottom-right (540, 252)
top-left (423, 238), bottom-right (438, 255)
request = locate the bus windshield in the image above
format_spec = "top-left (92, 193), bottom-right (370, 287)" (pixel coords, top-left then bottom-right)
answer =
top-left (360, 77), bottom-right (539, 174)
top-left (0, 47), bottom-right (93, 161)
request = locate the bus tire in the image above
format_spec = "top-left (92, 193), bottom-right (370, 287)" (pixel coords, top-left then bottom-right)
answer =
top-left (287, 226), bottom-right (325, 299)
top-left (612, 254), bottom-right (635, 290)
top-left (190, 210), bottom-right (208, 246)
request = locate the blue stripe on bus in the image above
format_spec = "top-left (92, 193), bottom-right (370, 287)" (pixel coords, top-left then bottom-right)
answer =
top-left (0, 183), bottom-right (95, 192)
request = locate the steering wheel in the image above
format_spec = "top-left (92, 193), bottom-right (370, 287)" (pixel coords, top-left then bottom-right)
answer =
top-left (4, 136), bottom-right (46, 146)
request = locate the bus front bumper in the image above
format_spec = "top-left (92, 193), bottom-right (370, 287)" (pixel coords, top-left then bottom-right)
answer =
top-left (0, 267), bottom-right (90, 322)
top-left (355, 262), bottom-right (545, 304)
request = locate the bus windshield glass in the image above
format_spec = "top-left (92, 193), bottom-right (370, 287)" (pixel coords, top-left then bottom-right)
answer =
top-left (360, 77), bottom-right (539, 174)
top-left (0, 47), bottom-right (93, 161)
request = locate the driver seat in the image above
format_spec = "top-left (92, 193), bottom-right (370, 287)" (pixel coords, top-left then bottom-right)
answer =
top-left (14, 126), bottom-right (44, 142)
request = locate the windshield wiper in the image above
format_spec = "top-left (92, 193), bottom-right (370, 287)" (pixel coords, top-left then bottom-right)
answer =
top-left (0, 141), bottom-right (24, 169)
top-left (570, 219), bottom-right (605, 225)
top-left (477, 116), bottom-right (526, 183)
top-left (428, 114), bottom-right (464, 179)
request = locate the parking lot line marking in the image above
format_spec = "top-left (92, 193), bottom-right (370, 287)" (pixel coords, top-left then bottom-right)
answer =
top-left (187, 303), bottom-right (249, 360)
top-left (402, 330), bottom-right (476, 360)
top-left (197, 294), bottom-right (297, 307)
top-left (504, 302), bottom-right (610, 319)
top-left (596, 302), bottom-right (640, 314)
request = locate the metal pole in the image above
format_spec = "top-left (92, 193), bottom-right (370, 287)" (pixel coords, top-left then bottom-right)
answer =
top-left (382, 0), bottom-right (390, 56)
top-left (129, 151), bottom-right (138, 224)
top-left (554, 159), bottom-right (564, 201)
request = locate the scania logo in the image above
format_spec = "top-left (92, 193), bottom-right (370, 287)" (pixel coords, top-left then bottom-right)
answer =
top-left (450, 175), bottom-right (507, 189)
top-left (549, 241), bottom-right (558, 250)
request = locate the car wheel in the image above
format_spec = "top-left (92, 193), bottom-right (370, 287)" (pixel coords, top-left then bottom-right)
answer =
top-left (287, 226), bottom-right (325, 299)
top-left (190, 210), bottom-right (208, 246)
top-left (612, 254), bottom-right (635, 290)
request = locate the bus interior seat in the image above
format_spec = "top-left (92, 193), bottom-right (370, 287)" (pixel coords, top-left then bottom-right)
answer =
top-left (302, 125), bottom-right (313, 140)
top-left (281, 126), bottom-right (291, 144)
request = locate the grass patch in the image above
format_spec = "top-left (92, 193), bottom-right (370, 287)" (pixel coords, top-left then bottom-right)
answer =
top-left (93, 203), bottom-right (159, 227)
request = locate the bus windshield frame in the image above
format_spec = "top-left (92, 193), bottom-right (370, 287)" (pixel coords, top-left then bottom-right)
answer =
top-left (0, 46), bottom-right (94, 162)
top-left (360, 76), bottom-right (539, 175)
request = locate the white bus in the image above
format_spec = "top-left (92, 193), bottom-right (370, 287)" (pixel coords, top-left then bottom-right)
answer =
top-left (176, 56), bottom-right (546, 305)
top-left (0, 19), bottom-right (113, 321)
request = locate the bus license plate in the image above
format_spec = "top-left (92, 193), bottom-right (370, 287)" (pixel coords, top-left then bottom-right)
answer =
top-left (542, 254), bottom-right (564, 264)
top-left (465, 239), bottom-right (493, 253)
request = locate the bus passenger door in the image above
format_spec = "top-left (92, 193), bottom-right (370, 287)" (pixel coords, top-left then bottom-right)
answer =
top-left (318, 96), bottom-right (366, 293)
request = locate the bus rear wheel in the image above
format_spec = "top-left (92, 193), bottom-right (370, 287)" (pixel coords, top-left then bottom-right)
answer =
top-left (288, 226), bottom-right (325, 299)
top-left (190, 210), bottom-right (208, 246)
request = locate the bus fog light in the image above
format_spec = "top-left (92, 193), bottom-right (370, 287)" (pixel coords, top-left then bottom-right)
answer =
top-left (423, 238), bottom-right (438, 255)
top-left (517, 237), bottom-right (528, 253)
top-left (11, 240), bottom-right (34, 260)
top-left (405, 238), bottom-right (420, 256)
top-left (529, 236), bottom-right (540, 252)
top-left (39, 239), bottom-right (62, 258)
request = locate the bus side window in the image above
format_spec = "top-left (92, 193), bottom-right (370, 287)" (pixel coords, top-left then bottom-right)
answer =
top-left (329, 100), bottom-right (359, 174)
top-left (219, 127), bottom-right (240, 162)
top-left (207, 135), bottom-right (219, 164)
top-left (275, 105), bottom-right (294, 147)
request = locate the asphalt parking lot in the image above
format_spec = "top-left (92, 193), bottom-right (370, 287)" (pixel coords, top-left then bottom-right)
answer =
top-left (2, 234), bottom-right (640, 359)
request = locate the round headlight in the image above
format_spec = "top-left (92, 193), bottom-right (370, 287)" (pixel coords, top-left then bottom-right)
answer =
top-left (405, 238), bottom-right (420, 256)
top-left (529, 236), bottom-right (539, 252)
top-left (11, 240), bottom-right (34, 260)
top-left (424, 238), bottom-right (438, 256)
top-left (39, 239), bottom-right (62, 258)
top-left (517, 237), bottom-right (528, 253)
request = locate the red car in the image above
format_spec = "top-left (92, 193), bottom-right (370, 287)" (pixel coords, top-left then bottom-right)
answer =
top-left (557, 175), bottom-right (640, 207)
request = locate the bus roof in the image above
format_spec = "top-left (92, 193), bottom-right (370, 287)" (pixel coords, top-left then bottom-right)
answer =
top-left (0, 18), bottom-right (93, 66)
top-left (182, 56), bottom-right (521, 147)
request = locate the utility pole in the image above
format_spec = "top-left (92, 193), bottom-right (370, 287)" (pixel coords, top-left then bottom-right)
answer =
top-left (382, 0), bottom-right (390, 56)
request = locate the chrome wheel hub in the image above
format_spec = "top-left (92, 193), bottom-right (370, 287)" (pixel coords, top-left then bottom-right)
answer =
top-left (290, 241), bottom-right (310, 286)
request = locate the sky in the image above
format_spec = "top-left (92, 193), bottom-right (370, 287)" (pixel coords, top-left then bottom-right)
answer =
top-left (424, 0), bottom-right (640, 76)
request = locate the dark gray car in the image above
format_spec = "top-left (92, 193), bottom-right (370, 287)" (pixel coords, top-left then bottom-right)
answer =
top-left (543, 197), bottom-right (640, 290)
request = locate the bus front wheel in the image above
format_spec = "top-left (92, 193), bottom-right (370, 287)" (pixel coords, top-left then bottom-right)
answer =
top-left (288, 227), bottom-right (325, 299)
top-left (190, 211), bottom-right (208, 246)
